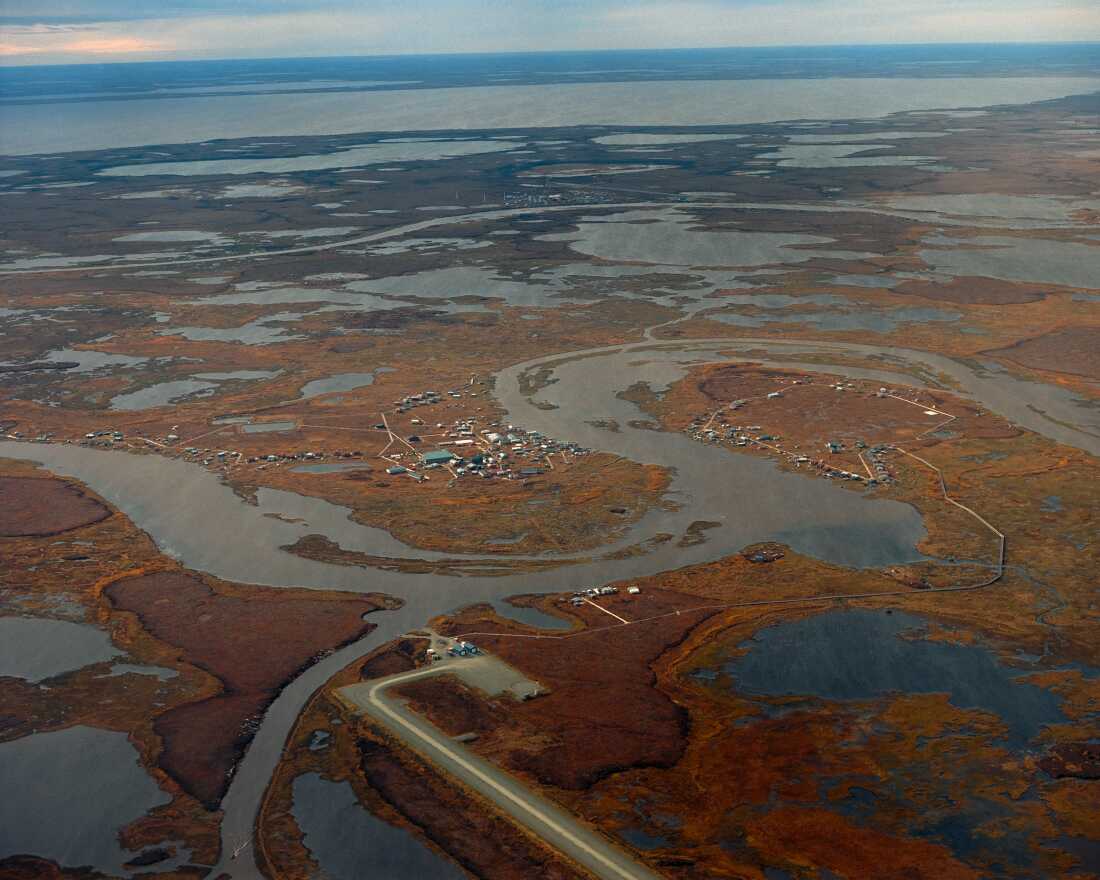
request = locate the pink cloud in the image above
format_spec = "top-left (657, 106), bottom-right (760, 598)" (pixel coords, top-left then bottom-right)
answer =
top-left (60, 36), bottom-right (164, 54)
top-left (0, 33), bottom-right (166, 59)
top-left (0, 43), bottom-right (41, 57)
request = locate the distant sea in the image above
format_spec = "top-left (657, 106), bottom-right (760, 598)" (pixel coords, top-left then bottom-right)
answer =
top-left (1, 43), bottom-right (1098, 155)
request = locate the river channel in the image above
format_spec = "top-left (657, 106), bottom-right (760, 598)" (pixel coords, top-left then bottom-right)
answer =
top-left (1, 330), bottom-right (1096, 879)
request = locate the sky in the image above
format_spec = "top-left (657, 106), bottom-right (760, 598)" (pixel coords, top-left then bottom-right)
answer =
top-left (1, 0), bottom-right (1098, 65)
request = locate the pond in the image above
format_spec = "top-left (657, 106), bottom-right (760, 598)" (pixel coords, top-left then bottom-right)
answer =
top-left (99, 139), bottom-right (520, 177)
top-left (0, 726), bottom-right (174, 875)
top-left (0, 617), bottom-right (122, 682)
top-left (920, 235), bottom-right (1100, 289)
top-left (537, 207), bottom-right (854, 268)
top-left (241, 420), bottom-right (297, 433)
top-left (722, 608), bottom-right (1067, 747)
top-left (291, 773), bottom-right (466, 880)
top-left (298, 369), bottom-right (393, 399)
top-left (291, 462), bottom-right (373, 474)
top-left (109, 379), bottom-right (218, 411)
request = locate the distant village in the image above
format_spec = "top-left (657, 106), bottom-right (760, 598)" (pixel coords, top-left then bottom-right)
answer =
top-left (6, 372), bottom-right (950, 492)
top-left (684, 376), bottom-right (925, 486)
top-left (23, 382), bottom-right (593, 487)
top-left (376, 389), bottom-right (591, 483)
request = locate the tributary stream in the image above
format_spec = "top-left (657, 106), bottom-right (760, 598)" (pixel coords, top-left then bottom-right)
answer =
top-left (1, 333), bottom-right (1095, 879)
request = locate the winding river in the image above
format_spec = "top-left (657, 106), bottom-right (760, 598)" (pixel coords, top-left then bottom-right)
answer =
top-left (2, 329), bottom-right (1097, 879)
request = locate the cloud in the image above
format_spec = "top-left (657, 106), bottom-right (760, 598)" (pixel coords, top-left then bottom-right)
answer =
top-left (0, 23), bottom-right (166, 59)
top-left (61, 36), bottom-right (165, 54)
top-left (2, 23), bottom-right (100, 33)
top-left (594, 0), bottom-right (1100, 46)
top-left (1, 0), bottom-right (1098, 64)
top-left (0, 42), bottom-right (40, 56)
top-left (0, 1), bottom-right (335, 25)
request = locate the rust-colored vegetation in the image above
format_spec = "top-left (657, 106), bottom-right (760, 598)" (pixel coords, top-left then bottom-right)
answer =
top-left (984, 326), bottom-right (1100, 380)
top-left (894, 275), bottom-right (1050, 304)
top-left (357, 733), bottom-right (589, 880)
top-left (256, 664), bottom-right (589, 880)
top-left (104, 570), bottom-right (388, 808)
top-left (431, 590), bottom-right (714, 790)
top-left (1039, 742), bottom-right (1100, 780)
top-left (0, 476), bottom-right (110, 537)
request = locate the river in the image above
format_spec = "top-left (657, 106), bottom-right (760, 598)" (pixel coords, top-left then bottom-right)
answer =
top-left (1, 329), bottom-right (1096, 879)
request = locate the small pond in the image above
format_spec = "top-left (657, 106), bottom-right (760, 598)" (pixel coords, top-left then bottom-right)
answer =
top-left (0, 617), bottom-right (121, 682)
top-left (291, 773), bottom-right (466, 880)
top-left (0, 726), bottom-right (173, 874)
top-left (721, 609), bottom-right (1066, 747)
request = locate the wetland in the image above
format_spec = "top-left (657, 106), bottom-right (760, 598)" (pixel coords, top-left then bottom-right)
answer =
top-left (2, 44), bottom-right (1099, 880)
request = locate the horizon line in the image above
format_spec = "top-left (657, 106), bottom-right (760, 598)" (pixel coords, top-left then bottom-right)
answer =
top-left (2, 39), bottom-right (1099, 71)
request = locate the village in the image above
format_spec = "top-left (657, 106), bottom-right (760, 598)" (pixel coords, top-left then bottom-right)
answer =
top-left (682, 370), bottom-right (965, 488)
top-left (7, 382), bottom-right (593, 489)
top-left (375, 407), bottom-right (591, 485)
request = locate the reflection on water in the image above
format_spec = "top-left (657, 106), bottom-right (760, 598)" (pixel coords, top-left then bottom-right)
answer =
top-left (490, 598), bottom-right (572, 631)
top-left (6, 76), bottom-right (1099, 155)
top-left (711, 304), bottom-right (960, 332)
top-left (10, 348), bottom-right (149, 373)
top-left (920, 234), bottom-right (1100, 289)
top-left (0, 617), bottom-right (121, 682)
top-left (291, 462), bottom-right (373, 474)
top-left (537, 208), bottom-right (846, 268)
top-left (617, 826), bottom-right (671, 851)
top-left (241, 420), bottom-right (297, 433)
top-left (889, 192), bottom-right (1100, 225)
top-left (346, 266), bottom-right (568, 308)
top-left (99, 140), bottom-right (520, 177)
top-left (786, 131), bottom-right (948, 143)
top-left (0, 726), bottom-right (174, 874)
top-left (723, 609), bottom-right (1067, 746)
top-left (194, 370), bottom-right (281, 381)
top-left (161, 312), bottom-right (305, 345)
top-left (595, 132), bottom-right (746, 146)
top-left (292, 773), bottom-right (466, 880)
top-left (102, 662), bottom-right (179, 681)
top-left (110, 378), bottom-right (218, 411)
top-left (196, 284), bottom-right (403, 311)
top-left (115, 229), bottom-right (230, 244)
top-left (299, 370), bottom-right (390, 399)
top-left (757, 143), bottom-right (941, 169)
top-left (220, 181), bottom-right (306, 198)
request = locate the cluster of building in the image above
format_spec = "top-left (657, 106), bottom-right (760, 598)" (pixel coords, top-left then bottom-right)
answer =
top-left (382, 417), bottom-right (590, 484)
top-left (864, 444), bottom-right (894, 483)
top-left (179, 446), bottom-right (367, 469)
top-left (688, 417), bottom-right (893, 485)
top-left (78, 429), bottom-right (124, 447)
top-left (3, 430), bottom-right (55, 443)
top-left (103, 444), bottom-right (343, 468)
top-left (568, 584), bottom-right (641, 606)
top-left (502, 185), bottom-right (622, 208)
top-left (687, 374), bottom-right (906, 485)
top-left (26, 378), bottom-right (594, 490)
top-left (394, 387), bottom-right (479, 413)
